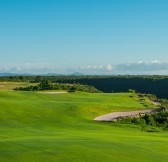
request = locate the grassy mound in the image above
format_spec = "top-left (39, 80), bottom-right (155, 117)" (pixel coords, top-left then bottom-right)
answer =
top-left (0, 90), bottom-right (167, 162)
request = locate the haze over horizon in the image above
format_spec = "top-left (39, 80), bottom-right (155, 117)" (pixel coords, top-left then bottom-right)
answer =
top-left (0, 0), bottom-right (168, 75)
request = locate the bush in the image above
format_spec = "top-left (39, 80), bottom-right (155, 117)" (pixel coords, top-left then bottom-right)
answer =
top-left (117, 111), bottom-right (168, 130)
top-left (128, 89), bottom-right (135, 93)
top-left (14, 80), bottom-right (101, 93)
top-left (142, 126), bottom-right (160, 132)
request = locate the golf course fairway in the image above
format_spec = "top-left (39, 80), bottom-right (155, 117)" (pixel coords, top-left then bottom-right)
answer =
top-left (0, 90), bottom-right (167, 162)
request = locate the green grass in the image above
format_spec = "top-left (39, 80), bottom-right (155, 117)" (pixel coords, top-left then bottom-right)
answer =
top-left (0, 82), bottom-right (37, 90)
top-left (0, 90), bottom-right (167, 162)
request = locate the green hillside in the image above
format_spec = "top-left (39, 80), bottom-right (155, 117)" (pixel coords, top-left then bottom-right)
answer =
top-left (0, 90), bottom-right (167, 162)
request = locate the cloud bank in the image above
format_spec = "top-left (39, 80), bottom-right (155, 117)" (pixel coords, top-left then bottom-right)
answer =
top-left (0, 61), bottom-right (168, 75)
top-left (115, 60), bottom-right (168, 71)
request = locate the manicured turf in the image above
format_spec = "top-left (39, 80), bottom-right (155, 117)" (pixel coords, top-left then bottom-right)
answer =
top-left (0, 90), bottom-right (167, 162)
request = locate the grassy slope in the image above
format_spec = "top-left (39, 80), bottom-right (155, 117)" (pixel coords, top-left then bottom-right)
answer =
top-left (0, 82), bottom-right (37, 90)
top-left (0, 90), bottom-right (167, 162)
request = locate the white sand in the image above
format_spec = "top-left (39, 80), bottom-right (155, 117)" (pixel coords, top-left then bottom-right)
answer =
top-left (38, 91), bottom-right (68, 94)
top-left (94, 109), bottom-right (154, 121)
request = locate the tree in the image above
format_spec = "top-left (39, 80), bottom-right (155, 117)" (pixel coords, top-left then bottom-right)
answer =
top-left (39, 80), bottom-right (53, 90)
top-left (68, 86), bottom-right (76, 92)
top-left (34, 76), bottom-right (42, 83)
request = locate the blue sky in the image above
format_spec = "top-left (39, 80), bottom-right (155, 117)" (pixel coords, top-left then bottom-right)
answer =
top-left (0, 0), bottom-right (168, 74)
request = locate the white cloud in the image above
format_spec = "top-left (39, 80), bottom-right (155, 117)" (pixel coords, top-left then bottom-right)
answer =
top-left (0, 61), bottom-right (168, 75)
top-left (80, 64), bottom-right (112, 70)
top-left (106, 64), bottom-right (112, 71)
top-left (115, 61), bottom-right (168, 71)
top-left (151, 60), bottom-right (161, 64)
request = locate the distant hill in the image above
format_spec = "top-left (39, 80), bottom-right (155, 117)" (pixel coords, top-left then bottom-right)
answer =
top-left (0, 73), bottom-right (34, 77)
top-left (70, 72), bottom-right (84, 76)
top-left (0, 72), bottom-right (84, 77)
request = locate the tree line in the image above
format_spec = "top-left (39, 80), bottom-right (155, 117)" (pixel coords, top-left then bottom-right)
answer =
top-left (1, 75), bottom-right (168, 98)
top-left (14, 80), bottom-right (101, 93)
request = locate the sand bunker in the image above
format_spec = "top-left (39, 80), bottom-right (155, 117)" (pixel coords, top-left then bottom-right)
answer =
top-left (38, 91), bottom-right (68, 94)
top-left (94, 109), bottom-right (163, 121)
